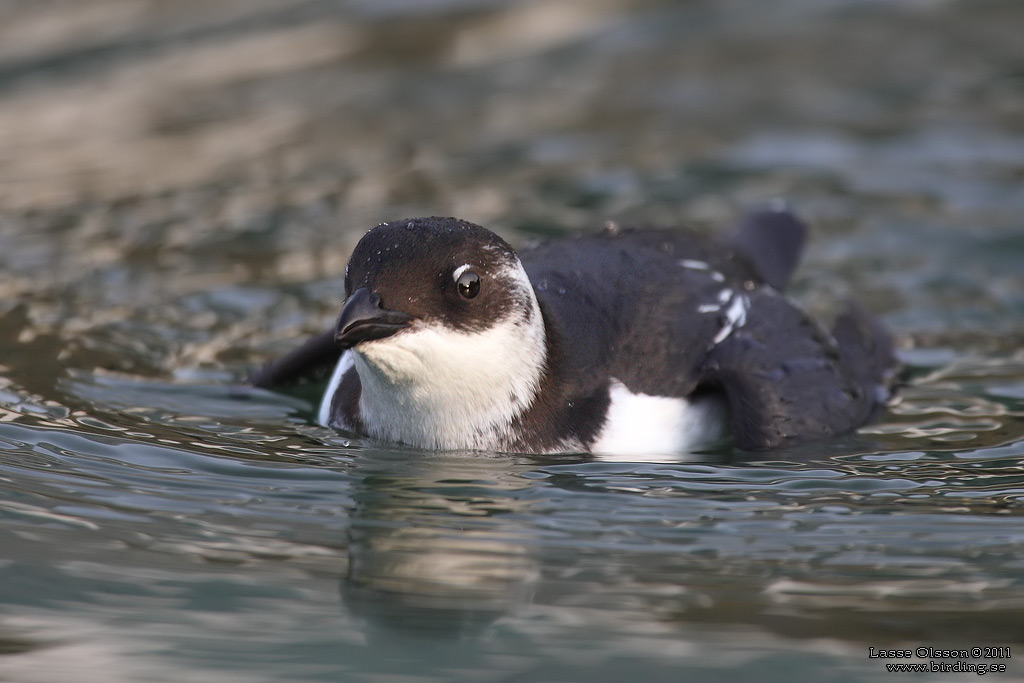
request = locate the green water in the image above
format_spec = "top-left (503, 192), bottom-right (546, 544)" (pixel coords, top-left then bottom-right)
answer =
top-left (1, 1), bottom-right (1023, 680)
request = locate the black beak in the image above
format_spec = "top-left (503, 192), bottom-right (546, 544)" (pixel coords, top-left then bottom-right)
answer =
top-left (335, 287), bottom-right (414, 349)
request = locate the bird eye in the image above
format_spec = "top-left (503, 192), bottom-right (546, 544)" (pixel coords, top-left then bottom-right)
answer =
top-left (456, 270), bottom-right (481, 299)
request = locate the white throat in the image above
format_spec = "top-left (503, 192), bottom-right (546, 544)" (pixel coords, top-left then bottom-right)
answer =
top-left (348, 266), bottom-right (546, 450)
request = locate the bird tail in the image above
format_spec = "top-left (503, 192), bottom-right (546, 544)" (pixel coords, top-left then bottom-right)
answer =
top-left (724, 207), bottom-right (808, 291)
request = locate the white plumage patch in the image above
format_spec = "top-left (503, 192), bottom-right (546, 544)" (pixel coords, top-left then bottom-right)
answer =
top-left (679, 259), bottom-right (710, 270)
top-left (712, 292), bottom-right (749, 345)
top-left (591, 380), bottom-right (728, 460)
top-left (694, 287), bottom-right (751, 346)
top-left (317, 350), bottom-right (354, 427)
top-left (680, 258), bottom-right (726, 282)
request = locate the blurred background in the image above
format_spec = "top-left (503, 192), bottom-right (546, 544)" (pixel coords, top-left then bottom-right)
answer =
top-left (1, 1), bottom-right (1023, 681)
top-left (2, 0), bottom-right (1022, 379)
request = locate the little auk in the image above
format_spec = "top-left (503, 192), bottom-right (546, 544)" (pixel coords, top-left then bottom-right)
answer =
top-left (250, 210), bottom-right (895, 455)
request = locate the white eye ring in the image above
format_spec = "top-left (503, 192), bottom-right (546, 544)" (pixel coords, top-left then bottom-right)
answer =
top-left (452, 264), bottom-right (473, 281)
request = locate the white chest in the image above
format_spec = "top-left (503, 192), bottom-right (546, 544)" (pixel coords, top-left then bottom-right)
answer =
top-left (319, 310), bottom-right (546, 451)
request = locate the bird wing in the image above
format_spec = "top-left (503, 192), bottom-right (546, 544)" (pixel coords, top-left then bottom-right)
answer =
top-left (699, 291), bottom-right (894, 450)
top-left (247, 329), bottom-right (341, 388)
top-left (524, 210), bottom-right (893, 451)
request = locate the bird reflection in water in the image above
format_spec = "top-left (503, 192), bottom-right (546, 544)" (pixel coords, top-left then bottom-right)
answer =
top-left (340, 449), bottom-right (543, 637)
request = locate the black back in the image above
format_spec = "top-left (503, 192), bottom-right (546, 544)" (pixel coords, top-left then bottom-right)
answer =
top-left (518, 227), bottom-right (753, 397)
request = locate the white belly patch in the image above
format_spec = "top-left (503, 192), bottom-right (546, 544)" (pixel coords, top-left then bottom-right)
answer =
top-left (590, 380), bottom-right (729, 460)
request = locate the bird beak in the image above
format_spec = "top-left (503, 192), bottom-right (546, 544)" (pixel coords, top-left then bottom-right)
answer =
top-left (335, 287), bottom-right (415, 349)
